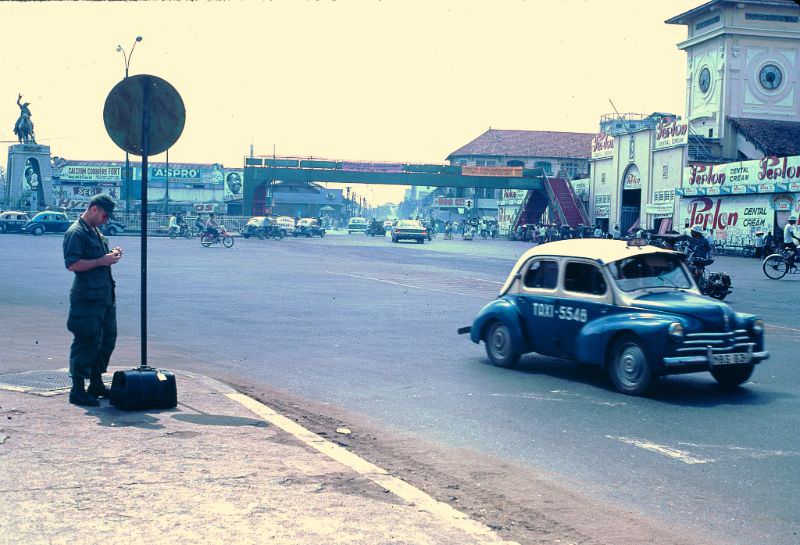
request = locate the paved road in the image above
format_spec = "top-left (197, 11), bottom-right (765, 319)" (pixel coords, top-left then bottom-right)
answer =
top-left (2, 232), bottom-right (797, 545)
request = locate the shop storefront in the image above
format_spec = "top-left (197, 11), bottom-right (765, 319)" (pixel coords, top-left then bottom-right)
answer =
top-left (676, 156), bottom-right (800, 241)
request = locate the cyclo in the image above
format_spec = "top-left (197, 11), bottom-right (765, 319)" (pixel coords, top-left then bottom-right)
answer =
top-left (762, 244), bottom-right (799, 279)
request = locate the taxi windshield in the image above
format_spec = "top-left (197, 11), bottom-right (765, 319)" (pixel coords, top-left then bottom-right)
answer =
top-left (609, 253), bottom-right (693, 292)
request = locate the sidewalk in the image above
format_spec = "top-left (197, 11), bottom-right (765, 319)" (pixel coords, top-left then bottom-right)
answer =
top-left (0, 369), bottom-right (517, 545)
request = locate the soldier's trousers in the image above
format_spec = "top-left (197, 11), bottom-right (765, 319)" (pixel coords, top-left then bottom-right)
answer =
top-left (67, 302), bottom-right (117, 379)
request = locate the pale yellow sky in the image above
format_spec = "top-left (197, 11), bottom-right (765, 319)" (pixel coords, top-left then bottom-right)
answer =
top-left (1, 0), bottom-right (699, 204)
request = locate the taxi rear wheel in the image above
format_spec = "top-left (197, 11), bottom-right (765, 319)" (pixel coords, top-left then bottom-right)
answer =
top-left (609, 335), bottom-right (653, 395)
top-left (485, 321), bottom-right (519, 369)
top-left (710, 364), bottom-right (754, 389)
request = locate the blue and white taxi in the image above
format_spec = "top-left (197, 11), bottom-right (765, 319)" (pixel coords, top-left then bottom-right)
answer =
top-left (459, 239), bottom-right (768, 395)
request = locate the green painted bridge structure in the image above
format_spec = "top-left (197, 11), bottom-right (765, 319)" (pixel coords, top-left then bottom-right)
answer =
top-left (242, 156), bottom-right (546, 216)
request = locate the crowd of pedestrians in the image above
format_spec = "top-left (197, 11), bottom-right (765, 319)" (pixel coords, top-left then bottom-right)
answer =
top-left (510, 223), bottom-right (626, 243)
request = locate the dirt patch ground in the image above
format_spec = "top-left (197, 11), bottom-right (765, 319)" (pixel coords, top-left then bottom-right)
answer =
top-left (230, 380), bottom-right (720, 545)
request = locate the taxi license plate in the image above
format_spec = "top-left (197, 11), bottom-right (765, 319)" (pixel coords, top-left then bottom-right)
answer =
top-left (710, 352), bottom-right (751, 366)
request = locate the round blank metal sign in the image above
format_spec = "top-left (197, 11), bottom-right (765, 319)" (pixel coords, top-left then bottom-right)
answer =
top-left (103, 74), bottom-right (186, 156)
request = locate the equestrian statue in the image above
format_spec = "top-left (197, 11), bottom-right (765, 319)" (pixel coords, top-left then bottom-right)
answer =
top-left (14, 93), bottom-right (36, 144)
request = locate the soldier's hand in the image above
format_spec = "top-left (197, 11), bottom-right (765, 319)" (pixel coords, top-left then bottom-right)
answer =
top-left (112, 246), bottom-right (124, 258)
top-left (101, 250), bottom-right (122, 266)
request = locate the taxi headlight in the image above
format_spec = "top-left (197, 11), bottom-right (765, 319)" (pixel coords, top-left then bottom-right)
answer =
top-left (668, 322), bottom-right (685, 342)
top-left (751, 319), bottom-right (764, 335)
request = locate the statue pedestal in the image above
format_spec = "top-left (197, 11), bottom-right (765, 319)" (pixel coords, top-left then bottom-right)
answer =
top-left (5, 144), bottom-right (54, 211)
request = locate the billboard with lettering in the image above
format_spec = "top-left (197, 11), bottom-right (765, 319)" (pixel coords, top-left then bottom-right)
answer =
top-left (591, 133), bottom-right (614, 160)
top-left (682, 155), bottom-right (800, 193)
top-left (654, 120), bottom-right (688, 150)
top-left (59, 164), bottom-right (122, 182)
top-left (678, 195), bottom-right (773, 239)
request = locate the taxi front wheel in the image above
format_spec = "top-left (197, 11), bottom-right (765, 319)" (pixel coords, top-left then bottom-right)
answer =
top-left (609, 335), bottom-right (653, 395)
top-left (485, 321), bottom-right (520, 369)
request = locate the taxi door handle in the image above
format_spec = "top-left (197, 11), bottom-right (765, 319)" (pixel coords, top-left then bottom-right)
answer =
top-left (599, 309), bottom-right (609, 315)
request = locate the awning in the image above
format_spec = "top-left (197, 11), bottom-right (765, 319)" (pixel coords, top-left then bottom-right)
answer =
top-left (627, 217), bottom-right (640, 234)
top-left (657, 218), bottom-right (672, 234)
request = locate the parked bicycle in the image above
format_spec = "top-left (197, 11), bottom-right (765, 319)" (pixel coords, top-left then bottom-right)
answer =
top-left (762, 245), bottom-right (799, 279)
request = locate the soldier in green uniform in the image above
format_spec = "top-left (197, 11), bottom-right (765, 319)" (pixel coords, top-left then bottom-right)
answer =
top-left (63, 194), bottom-right (124, 407)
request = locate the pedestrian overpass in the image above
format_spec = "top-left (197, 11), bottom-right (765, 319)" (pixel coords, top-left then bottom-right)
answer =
top-left (242, 156), bottom-right (588, 227)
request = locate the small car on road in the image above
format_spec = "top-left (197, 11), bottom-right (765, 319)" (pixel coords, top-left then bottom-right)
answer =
top-left (347, 217), bottom-right (368, 234)
top-left (458, 239), bottom-right (768, 395)
top-left (294, 217), bottom-right (325, 238)
top-left (0, 211), bottom-right (31, 234)
top-left (390, 219), bottom-right (428, 243)
top-left (241, 216), bottom-right (283, 239)
top-left (99, 219), bottom-right (125, 236)
top-left (21, 211), bottom-right (72, 236)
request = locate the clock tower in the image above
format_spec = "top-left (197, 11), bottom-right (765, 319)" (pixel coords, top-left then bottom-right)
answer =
top-left (667, 0), bottom-right (800, 159)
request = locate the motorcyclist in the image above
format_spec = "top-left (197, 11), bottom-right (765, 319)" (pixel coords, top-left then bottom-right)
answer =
top-left (167, 213), bottom-right (178, 235)
top-left (369, 217), bottom-right (381, 235)
top-left (688, 225), bottom-right (712, 260)
top-left (176, 212), bottom-right (187, 235)
top-left (205, 213), bottom-right (220, 239)
top-left (194, 214), bottom-right (205, 235)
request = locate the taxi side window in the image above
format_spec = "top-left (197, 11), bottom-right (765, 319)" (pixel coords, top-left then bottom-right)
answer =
top-left (564, 262), bottom-right (607, 295)
top-left (523, 260), bottom-right (559, 290)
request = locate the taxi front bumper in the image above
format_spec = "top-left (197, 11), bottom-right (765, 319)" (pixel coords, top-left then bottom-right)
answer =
top-left (663, 343), bottom-right (769, 368)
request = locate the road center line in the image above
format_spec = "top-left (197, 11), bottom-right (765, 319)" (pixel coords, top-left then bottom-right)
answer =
top-left (228, 392), bottom-right (519, 545)
top-left (325, 271), bottom-right (479, 297)
top-left (765, 323), bottom-right (800, 334)
top-left (606, 435), bottom-right (713, 465)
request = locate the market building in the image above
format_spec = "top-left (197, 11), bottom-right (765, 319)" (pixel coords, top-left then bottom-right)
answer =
top-left (589, 0), bottom-right (800, 241)
top-left (444, 128), bottom-right (593, 232)
top-left (588, 113), bottom-right (688, 234)
top-left (669, 0), bottom-right (800, 240)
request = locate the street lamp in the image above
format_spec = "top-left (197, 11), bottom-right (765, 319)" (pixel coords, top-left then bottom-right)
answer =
top-left (116, 36), bottom-right (143, 215)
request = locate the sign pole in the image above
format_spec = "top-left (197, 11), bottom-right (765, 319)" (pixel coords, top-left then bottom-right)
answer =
top-left (140, 77), bottom-right (150, 369)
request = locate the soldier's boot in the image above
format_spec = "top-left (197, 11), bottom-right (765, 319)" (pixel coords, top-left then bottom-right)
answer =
top-left (69, 376), bottom-right (99, 407)
top-left (87, 374), bottom-right (111, 399)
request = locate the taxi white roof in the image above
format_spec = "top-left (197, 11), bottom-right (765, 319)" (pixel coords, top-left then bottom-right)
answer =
top-left (500, 239), bottom-right (676, 295)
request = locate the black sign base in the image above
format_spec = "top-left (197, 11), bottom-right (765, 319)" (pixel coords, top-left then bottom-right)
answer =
top-left (110, 367), bottom-right (178, 411)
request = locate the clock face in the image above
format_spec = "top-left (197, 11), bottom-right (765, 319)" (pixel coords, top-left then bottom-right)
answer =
top-left (698, 67), bottom-right (711, 93)
top-left (759, 64), bottom-right (783, 90)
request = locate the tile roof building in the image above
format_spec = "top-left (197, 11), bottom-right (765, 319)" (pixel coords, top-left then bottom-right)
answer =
top-left (447, 129), bottom-right (593, 163)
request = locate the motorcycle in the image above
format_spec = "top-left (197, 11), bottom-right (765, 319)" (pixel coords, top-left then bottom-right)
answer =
top-left (200, 227), bottom-right (234, 248)
top-left (169, 224), bottom-right (193, 239)
top-left (687, 252), bottom-right (731, 300)
top-left (366, 223), bottom-right (385, 237)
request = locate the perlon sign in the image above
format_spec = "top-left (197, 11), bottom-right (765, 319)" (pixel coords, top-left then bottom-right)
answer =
top-left (682, 196), bottom-right (771, 232)
top-left (654, 120), bottom-right (688, 150)
top-left (685, 155), bottom-right (800, 188)
top-left (591, 133), bottom-right (614, 159)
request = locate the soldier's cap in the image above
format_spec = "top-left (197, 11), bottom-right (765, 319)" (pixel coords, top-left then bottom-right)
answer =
top-left (89, 194), bottom-right (115, 219)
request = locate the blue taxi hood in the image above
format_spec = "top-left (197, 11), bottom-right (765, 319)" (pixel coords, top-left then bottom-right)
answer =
top-left (631, 291), bottom-right (731, 330)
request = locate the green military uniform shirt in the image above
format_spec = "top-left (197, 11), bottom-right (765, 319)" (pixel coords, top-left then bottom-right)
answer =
top-left (63, 217), bottom-right (116, 305)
